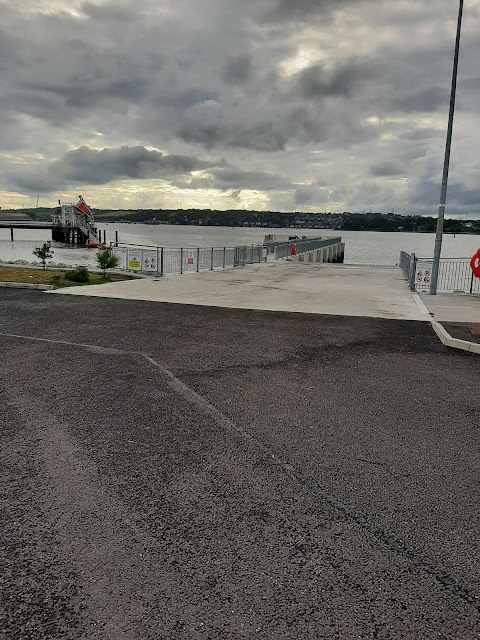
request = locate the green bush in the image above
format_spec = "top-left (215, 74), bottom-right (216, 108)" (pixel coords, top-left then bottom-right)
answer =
top-left (33, 241), bottom-right (54, 269)
top-left (96, 249), bottom-right (119, 277)
top-left (64, 266), bottom-right (90, 283)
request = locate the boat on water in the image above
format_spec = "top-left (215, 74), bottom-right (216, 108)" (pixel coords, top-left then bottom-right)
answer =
top-left (86, 239), bottom-right (108, 249)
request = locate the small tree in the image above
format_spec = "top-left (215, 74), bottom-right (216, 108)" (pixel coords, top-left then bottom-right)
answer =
top-left (33, 241), bottom-right (54, 270)
top-left (96, 249), bottom-right (119, 278)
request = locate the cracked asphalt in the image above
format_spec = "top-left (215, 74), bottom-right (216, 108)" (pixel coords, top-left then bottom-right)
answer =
top-left (1, 289), bottom-right (479, 639)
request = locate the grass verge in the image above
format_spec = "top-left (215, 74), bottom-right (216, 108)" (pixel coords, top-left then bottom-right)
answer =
top-left (0, 266), bottom-right (134, 288)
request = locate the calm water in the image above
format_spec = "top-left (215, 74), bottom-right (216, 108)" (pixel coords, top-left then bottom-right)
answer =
top-left (1, 223), bottom-right (479, 267)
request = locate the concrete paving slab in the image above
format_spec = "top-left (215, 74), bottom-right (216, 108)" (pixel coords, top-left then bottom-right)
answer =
top-left (53, 262), bottom-right (427, 321)
top-left (420, 292), bottom-right (480, 323)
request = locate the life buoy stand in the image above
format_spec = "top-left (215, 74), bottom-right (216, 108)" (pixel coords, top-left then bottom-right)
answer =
top-left (470, 249), bottom-right (480, 279)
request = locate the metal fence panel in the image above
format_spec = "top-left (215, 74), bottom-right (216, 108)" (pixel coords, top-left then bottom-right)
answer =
top-left (234, 245), bottom-right (266, 265)
top-left (436, 259), bottom-right (480, 293)
top-left (400, 252), bottom-right (480, 293)
top-left (113, 243), bottom-right (240, 275)
top-left (164, 248), bottom-right (182, 274)
top-left (225, 248), bottom-right (235, 268)
top-left (212, 248), bottom-right (224, 269)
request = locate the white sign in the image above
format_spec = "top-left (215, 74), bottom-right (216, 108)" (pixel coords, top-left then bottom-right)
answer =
top-left (142, 250), bottom-right (158, 273)
top-left (187, 249), bottom-right (196, 270)
top-left (415, 259), bottom-right (433, 288)
top-left (111, 247), bottom-right (127, 269)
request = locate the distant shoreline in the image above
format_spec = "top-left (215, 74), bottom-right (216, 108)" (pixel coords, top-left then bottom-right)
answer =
top-left (1, 219), bottom-right (480, 236)
top-left (3, 208), bottom-right (478, 236)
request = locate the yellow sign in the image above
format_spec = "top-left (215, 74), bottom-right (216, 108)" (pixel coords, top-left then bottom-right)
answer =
top-left (128, 256), bottom-right (141, 270)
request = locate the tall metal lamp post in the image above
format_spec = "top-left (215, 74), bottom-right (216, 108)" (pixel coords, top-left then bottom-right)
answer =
top-left (430, 0), bottom-right (464, 295)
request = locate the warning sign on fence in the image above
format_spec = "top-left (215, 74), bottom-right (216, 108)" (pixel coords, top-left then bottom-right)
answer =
top-left (142, 250), bottom-right (158, 273)
top-left (127, 249), bottom-right (142, 271)
top-left (112, 247), bottom-right (127, 269)
top-left (415, 260), bottom-right (433, 288)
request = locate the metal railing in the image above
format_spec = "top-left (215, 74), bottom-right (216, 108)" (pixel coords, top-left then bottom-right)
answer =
top-left (111, 243), bottom-right (266, 276)
top-left (399, 251), bottom-right (417, 290)
top-left (400, 252), bottom-right (479, 293)
top-left (234, 245), bottom-right (267, 265)
top-left (274, 237), bottom-right (342, 260)
top-left (432, 258), bottom-right (479, 293)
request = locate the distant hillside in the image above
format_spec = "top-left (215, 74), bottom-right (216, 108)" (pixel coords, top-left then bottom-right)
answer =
top-left (0, 210), bottom-right (33, 221)
top-left (2, 207), bottom-right (480, 234)
top-left (93, 208), bottom-right (480, 234)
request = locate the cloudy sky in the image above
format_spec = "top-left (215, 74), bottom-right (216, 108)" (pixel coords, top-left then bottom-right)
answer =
top-left (1, 0), bottom-right (479, 215)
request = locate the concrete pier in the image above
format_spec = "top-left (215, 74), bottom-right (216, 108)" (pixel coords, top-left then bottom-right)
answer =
top-left (54, 262), bottom-right (427, 321)
top-left (295, 242), bottom-right (345, 264)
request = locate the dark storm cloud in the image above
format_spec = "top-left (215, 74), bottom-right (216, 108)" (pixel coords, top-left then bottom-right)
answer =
top-left (10, 146), bottom-right (219, 192)
top-left (1, 0), bottom-right (480, 214)
top-left (160, 88), bottom-right (220, 110)
top-left (293, 185), bottom-right (329, 206)
top-left (393, 86), bottom-right (450, 113)
top-left (210, 168), bottom-right (287, 191)
top-left (259, 0), bottom-right (358, 24)
top-left (221, 55), bottom-right (254, 85)
top-left (370, 162), bottom-right (406, 177)
top-left (460, 76), bottom-right (480, 90)
top-left (176, 167), bottom-right (290, 192)
top-left (448, 184), bottom-right (480, 208)
top-left (408, 178), bottom-right (480, 214)
top-left (176, 101), bottom-right (291, 151)
top-left (81, 2), bottom-right (143, 22)
top-left (403, 128), bottom-right (442, 142)
top-left (296, 58), bottom-right (381, 100)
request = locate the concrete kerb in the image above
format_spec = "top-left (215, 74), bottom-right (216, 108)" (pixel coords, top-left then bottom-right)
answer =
top-left (412, 292), bottom-right (480, 355)
top-left (430, 320), bottom-right (480, 354)
top-left (0, 281), bottom-right (53, 291)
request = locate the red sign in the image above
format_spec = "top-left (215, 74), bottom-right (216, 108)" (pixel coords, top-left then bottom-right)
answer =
top-left (470, 249), bottom-right (480, 279)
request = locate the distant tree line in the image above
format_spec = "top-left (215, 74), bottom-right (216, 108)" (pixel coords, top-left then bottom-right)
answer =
top-left (340, 213), bottom-right (476, 234)
top-left (21, 206), bottom-right (480, 234)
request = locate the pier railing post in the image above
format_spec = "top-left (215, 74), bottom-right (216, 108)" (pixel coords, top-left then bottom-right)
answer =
top-left (197, 247), bottom-right (200, 272)
top-left (410, 254), bottom-right (417, 291)
top-left (223, 247), bottom-right (226, 269)
top-left (211, 247), bottom-right (214, 270)
top-left (180, 248), bottom-right (183, 274)
top-left (161, 247), bottom-right (164, 276)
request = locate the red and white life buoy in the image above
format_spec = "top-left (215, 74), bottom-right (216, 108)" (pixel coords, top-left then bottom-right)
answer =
top-left (470, 249), bottom-right (480, 279)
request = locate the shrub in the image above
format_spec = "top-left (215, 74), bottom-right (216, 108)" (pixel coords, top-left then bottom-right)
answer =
top-left (96, 249), bottom-right (119, 277)
top-left (64, 266), bottom-right (90, 283)
top-left (33, 241), bottom-right (53, 269)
